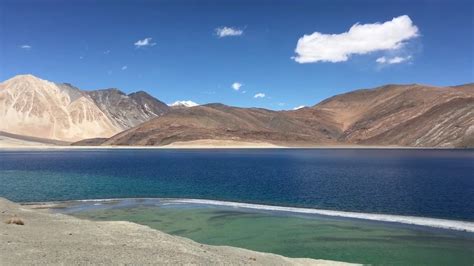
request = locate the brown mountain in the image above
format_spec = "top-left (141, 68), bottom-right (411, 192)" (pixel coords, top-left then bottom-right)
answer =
top-left (97, 83), bottom-right (473, 148)
top-left (312, 84), bottom-right (474, 147)
top-left (98, 103), bottom-right (341, 146)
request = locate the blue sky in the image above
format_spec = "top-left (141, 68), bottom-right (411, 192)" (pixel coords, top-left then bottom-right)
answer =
top-left (1, 0), bottom-right (472, 110)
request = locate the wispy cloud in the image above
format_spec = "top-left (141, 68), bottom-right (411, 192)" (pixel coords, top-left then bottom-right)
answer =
top-left (121, 65), bottom-right (128, 70)
top-left (104, 50), bottom-right (111, 55)
top-left (134, 37), bottom-right (157, 48)
top-left (232, 82), bottom-right (242, 91)
top-left (254, 93), bottom-right (265, 98)
top-left (293, 105), bottom-right (306, 110)
top-left (293, 15), bottom-right (419, 63)
top-left (20, 44), bottom-right (32, 50)
top-left (215, 27), bottom-right (243, 38)
top-left (376, 55), bottom-right (412, 64)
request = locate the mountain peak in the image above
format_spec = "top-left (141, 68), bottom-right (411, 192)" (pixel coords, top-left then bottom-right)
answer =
top-left (3, 74), bottom-right (48, 84)
top-left (93, 88), bottom-right (126, 95)
top-left (169, 100), bottom-right (199, 107)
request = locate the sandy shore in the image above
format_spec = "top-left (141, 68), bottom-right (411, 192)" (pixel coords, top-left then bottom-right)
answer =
top-left (0, 142), bottom-right (437, 150)
top-left (0, 132), bottom-right (432, 149)
top-left (0, 198), bottom-right (354, 265)
top-left (0, 136), bottom-right (53, 147)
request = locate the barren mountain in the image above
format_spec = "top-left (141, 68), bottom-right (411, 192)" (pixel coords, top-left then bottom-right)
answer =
top-left (0, 75), bottom-right (120, 141)
top-left (2, 74), bottom-right (471, 147)
top-left (86, 89), bottom-right (169, 129)
top-left (99, 84), bottom-right (473, 148)
top-left (0, 75), bottom-right (169, 142)
top-left (312, 84), bottom-right (474, 147)
top-left (100, 103), bottom-right (341, 146)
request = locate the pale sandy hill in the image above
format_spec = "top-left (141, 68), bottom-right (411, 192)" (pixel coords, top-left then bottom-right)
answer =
top-left (0, 75), bottom-right (120, 141)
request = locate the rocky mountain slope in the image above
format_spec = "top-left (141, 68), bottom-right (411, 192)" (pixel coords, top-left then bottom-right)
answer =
top-left (99, 83), bottom-right (473, 148)
top-left (86, 89), bottom-right (169, 129)
top-left (2, 74), bottom-right (471, 147)
top-left (99, 103), bottom-right (341, 146)
top-left (0, 75), bottom-right (168, 141)
top-left (312, 84), bottom-right (474, 147)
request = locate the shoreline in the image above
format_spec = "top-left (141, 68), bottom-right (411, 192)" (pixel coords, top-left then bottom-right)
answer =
top-left (25, 197), bottom-right (474, 233)
top-left (2, 135), bottom-right (467, 150)
top-left (0, 144), bottom-right (464, 150)
top-left (0, 197), bottom-right (353, 265)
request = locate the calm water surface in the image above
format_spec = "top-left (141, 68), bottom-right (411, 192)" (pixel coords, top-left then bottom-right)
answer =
top-left (2, 149), bottom-right (473, 265)
top-left (1, 149), bottom-right (473, 220)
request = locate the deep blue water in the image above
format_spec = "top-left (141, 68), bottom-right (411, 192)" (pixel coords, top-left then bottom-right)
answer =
top-left (0, 149), bottom-right (473, 221)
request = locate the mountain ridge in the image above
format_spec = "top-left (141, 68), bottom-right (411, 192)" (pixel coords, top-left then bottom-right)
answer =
top-left (1, 74), bottom-right (472, 147)
top-left (99, 83), bottom-right (473, 148)
top-left (0, 75), bottom-right (169, 141)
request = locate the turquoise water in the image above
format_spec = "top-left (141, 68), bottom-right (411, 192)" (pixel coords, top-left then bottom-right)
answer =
top-left (57, 198), bottom-right (474, 265)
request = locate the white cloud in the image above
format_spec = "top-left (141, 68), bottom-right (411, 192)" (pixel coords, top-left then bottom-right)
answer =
top-left (121, 65), bottom-right (128, 70)
top-left (20, 44), bottom-right (32, 50)
top-left (376, 55), bottom-right (412, 64)
top-left (293, 105), bottom-right (306, 110)
top-left (254, 93), bottom-right (265, 98)
top-left (134, 37), bottom-right (157, 48)
top-left (232, 82), bottom-right (242, 91)
top-left (104, 50), bottom-right (111, 55)
top-left (169, 100), bottom-right (199, 107)
top-left (293, 15), bottom-right (419, 63)
top-left (376, 57), bottom-right (387, 64)
top-left (215, 27), bottom-right (243, 38)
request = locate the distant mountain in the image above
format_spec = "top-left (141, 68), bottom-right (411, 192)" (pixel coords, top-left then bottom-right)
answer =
top-left (0, 75), bottom-right (120, 141)
top-left (169, 100), bottom-right (199, 108)
top-left (2, 74), bottom-right (472, 147)
top-left (97, 84), bottom-right (474, 148)
top-left (311, 84), bottom-right (474, 147)
top-left (99, 103), bottom-right (341, 146)
top-left (86, 88), bottom-right (169, 129)
top-left (0, 75), bottom-right (168, 141)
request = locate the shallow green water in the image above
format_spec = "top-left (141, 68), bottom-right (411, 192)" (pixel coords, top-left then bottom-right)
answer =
top-left (66, 203), bottom-right (474, 265)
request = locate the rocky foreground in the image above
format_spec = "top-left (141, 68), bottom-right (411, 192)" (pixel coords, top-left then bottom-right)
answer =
top-left (0, 198), bottom-right (354, 265)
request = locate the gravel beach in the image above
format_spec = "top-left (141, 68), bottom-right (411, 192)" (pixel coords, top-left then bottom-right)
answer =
top-left (0, 198), bottom-right (354, 265)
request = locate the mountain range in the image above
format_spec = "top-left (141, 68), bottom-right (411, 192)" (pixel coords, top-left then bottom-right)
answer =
top-left (0, 75), bottom-right (168, 142)
top-left (0, 74), bottom-right (472, 147)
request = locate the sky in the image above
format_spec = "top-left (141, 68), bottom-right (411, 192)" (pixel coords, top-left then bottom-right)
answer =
top-left (0, 0), bottom-right (473, 110)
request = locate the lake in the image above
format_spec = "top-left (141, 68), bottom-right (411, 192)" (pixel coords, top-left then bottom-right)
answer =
top-left (1, 149), bottom-right (473, 220)
top-left (1, 149), bottom-right (473, 264)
